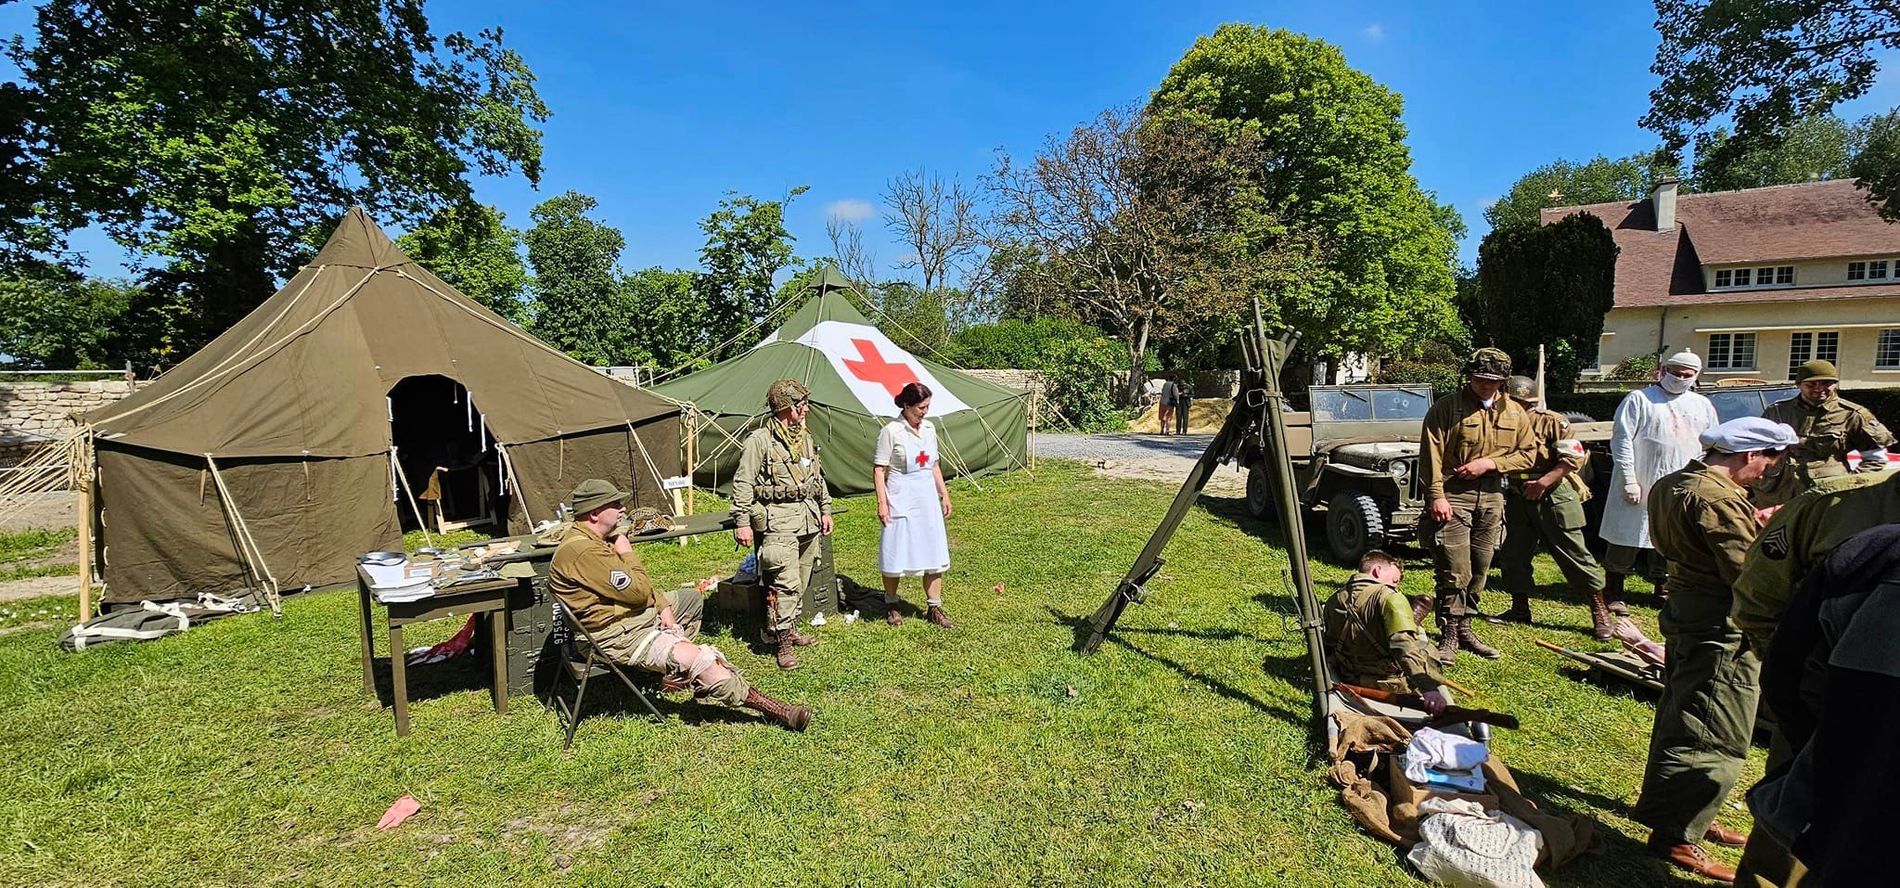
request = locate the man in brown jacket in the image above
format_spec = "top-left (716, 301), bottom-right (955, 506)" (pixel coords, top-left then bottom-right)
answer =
top-left (1417, 348), bottom-right (1538, 664)
top-left (1322, 549), bottom-right (1449, 715)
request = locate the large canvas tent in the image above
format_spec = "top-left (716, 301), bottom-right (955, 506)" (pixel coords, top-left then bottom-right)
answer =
top-left (655, 269), bottom-right (1029, 495)
top-left (83, 208), bottom-right (683, 608)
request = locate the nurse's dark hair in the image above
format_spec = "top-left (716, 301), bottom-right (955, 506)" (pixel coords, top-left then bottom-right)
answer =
top-left (895, 382), bottom-right (932, 409)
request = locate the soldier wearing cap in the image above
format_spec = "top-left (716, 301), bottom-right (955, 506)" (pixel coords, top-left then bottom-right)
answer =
top-left (1631, 417), bottom-right (1796, 881)
top-left (1322, 549), bottom-right (1450, 716)
top-left (549, 479), bottom-right (812, 730)
top-left (1753, 359), bottom-right (1894, 508)
top-left (1417, 347), bottom-right (1539, 664)
top-left (732, 378), bottom-right (834, 669)
top-left (1491, 376), bottom-right (1610, 637)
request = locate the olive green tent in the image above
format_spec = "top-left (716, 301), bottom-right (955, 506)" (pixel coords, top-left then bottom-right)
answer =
top-left (654, 269), bottom-right (1029, 495)
top-left (84, 208), bottom-right (683, 608)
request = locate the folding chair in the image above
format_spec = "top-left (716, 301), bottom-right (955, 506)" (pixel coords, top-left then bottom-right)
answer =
top-left (550, 598), bottom-right (664, 748)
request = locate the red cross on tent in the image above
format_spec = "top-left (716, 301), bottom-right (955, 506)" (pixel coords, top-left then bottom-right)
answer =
top-left (842, 338), bottom-right (919, 397)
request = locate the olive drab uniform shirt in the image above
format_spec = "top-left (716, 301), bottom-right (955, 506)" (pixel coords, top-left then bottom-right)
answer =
top-left (1511, 407), bottom-right (1591, 499)
top-left (1733, 470), bottom-right (1900, 653)
top-left (549, 522), bottom-right (658, 634)
top-left (1419, 388), bottom-right (1539, 500)
top-left (1755, 394), bottom-right (1894, 505)
top-left (1322, 572), bottom-right (1443, 694)
top-left (1646, 460), bottom-right (1760, 635)
top-left (731, 419), bottom-right (832, 536)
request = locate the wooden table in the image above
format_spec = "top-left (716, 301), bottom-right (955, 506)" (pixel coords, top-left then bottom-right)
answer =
top-left (357, 575), bottom-right (519, 737)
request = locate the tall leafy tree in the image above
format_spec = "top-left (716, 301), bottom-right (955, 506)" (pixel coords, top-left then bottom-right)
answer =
top-left (6, 0), bottom-right (548, 356)
top-left (621, 266), bottom-right (705, 371)
top-left (1470, 213), bottom-right (1619, 393)
top-left (1645, 0), bottom-right (1900, 212)
top-left (0, 270), bottom-right (137, 370)
top-left (525, 192), bottom-right (629, 366)
top-left (1151, 25), bottom-right (1460, 366)
top-left (1486, 152), bottom-right (1673, 232)
top-left (397, 204), bottom-right (534, 325)
top-left (696, 188), bottom-right (807, 355)
top-left (1691, 114), bottom-right (1858, 192)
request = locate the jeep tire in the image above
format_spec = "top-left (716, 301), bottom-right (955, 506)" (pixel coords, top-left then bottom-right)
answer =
top-left (1326, 489), bottom-right (1387, 563)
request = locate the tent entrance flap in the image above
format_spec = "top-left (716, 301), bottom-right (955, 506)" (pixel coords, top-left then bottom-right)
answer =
top-left (388, 375), bottom-right (499, 534)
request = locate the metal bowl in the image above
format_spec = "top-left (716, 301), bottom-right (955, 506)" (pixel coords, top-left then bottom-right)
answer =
top-left (359, 551), bottom-right (406, 566)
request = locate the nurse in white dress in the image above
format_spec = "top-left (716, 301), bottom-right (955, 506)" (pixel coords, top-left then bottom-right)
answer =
top-left (874, 382), bottom-right (955, 628)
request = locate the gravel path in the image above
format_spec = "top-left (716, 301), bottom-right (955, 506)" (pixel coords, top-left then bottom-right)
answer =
top-left (1033, 432), bottom-right (1243, 493)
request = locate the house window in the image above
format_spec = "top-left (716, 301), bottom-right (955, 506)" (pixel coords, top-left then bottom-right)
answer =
top-left (1849, 261), bottom-right (1867, 280)
top-left (1776, 266), bottom-right (1794, 284)
top-left (1789, 331), bottom-right (1840, 376)
top-left (1733, 268), bottom-right (1752, 286)
top-left (1874, 260), bottom-right (1890, 279)
top-left (1878, 329), bottom-right (1900, 369)
top-left (1715, 270), bottom-right (1732, 287)
top-left (1708, 332), bottom-right (1757, 371)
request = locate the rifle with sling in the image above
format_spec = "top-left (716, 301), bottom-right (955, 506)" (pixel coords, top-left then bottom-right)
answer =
top-left (1332, 682), bottom-right (1522, 730)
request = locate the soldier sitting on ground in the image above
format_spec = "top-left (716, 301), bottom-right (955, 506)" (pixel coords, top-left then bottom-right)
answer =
top-left (1322, 549), bottom-right (1450, 716)
top-left (549, 478), bottom-right (812, 731)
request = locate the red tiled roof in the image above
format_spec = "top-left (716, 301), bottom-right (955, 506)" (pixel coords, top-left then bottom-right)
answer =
top-left (1540, 179), bottom-right (1900, 308)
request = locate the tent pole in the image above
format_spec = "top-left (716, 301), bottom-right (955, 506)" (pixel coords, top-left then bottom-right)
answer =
top-left (684, 407), bottom-right (697, 516)
top-left (75, 431), bottom-right (95, 622)
top-left (390, 446), bottom-right (434, 549)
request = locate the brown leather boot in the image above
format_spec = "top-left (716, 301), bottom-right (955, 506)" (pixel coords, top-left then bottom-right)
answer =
top-left (1587, 589), bottom-right (1614, 640)
top-left (1652, 841), bottom-right (1735, 883)
top-left (1435, 624), bottom-right (1459, 666)
top-left (1456, 618), bottom-right (1501, 659)
top-left (743, 688), bottom-right (811, 731)
top-left (926, 605), bottom-right (955, 629)
top-left (772, 631), bottom-right (799, 670)
top-left (787, 628), bottom-right (819, 647)
top-left (1704, 824), bottom-right (1747, 847)
top-left (1604, 572), bottom-right (1631, 616)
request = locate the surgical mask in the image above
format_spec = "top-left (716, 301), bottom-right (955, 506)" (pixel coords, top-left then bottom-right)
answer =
top-left (1659, 373), bottom-right (1694, 395)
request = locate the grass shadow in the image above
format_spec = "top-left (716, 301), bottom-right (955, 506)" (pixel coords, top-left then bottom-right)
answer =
top-left (1045, 605), bottom-right (1310, 733)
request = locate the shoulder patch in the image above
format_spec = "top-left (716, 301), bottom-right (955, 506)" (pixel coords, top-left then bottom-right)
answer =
top-left (1759, 526), bottom-right (1790, 561)
top-left (609, 569), bottom-right (631, 590)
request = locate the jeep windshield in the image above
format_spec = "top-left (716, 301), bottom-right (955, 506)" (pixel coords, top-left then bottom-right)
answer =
top-left (1706, 386), bottom-right (1797, 424)
top-left (1309, 387), bottom-right (1432, 423)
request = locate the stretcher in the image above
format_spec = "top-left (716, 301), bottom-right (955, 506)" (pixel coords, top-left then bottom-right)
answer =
top-left (1533, 638), bottom-right (1775, 739)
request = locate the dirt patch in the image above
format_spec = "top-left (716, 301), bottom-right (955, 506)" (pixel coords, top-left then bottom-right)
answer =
top-left (1090, 457), bottom-right (1245, 495)
top-left (0, 492), bottom-right (75, 533)
top-left (504, 811), bottom-right (613, 852)
top-left (0, 620), bottom-right (53, 637)
top-left (1126, 399), bottom-right (1229, 434)
top-left (0, 575), bottom-right (75, 603)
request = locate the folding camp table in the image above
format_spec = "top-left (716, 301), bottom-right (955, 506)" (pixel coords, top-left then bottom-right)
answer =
top-left (358, 575), bottom-right (518, 737)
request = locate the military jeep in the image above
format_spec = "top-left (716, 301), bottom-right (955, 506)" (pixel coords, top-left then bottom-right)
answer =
top-left (1242, 384), bottom-right (1432, 562)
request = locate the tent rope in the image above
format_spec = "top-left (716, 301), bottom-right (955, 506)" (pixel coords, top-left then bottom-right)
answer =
top-left (647, 290), bottom-right (807, 385)
top-left (204, 455), bottom-right (283, 617)
top-left (91, 265), bottom-right (386, 429)
top-left (495, 442), bottom-right (536, 527)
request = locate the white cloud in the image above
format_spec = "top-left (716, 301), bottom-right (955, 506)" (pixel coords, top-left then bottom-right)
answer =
top-left (1361, 23), bottom-right (1385, 42)
top-left (825, 199), bottom-right (875, 223)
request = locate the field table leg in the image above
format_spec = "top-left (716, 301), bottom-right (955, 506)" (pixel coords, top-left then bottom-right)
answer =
top-left (389, 623), bottom-right (410, 737)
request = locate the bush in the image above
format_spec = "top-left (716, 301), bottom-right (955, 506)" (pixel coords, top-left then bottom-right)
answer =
top-left (947, 318), bottom-right (1126, 431)
top-left (1608, 353), bottom-right (1657, 381)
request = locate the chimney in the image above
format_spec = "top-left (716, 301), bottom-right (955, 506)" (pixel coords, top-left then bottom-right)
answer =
top-left (1651, 178), bottom-right (1680, 232)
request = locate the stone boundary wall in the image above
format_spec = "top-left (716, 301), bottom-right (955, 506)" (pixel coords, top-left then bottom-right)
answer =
top-left (962, 369), bottom-right (1047, 399)
top-left (0, 380), bottom-right (147, 466)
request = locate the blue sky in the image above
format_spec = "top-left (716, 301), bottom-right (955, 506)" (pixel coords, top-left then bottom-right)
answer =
top-left (6, 1), bottom-right (1900, 281)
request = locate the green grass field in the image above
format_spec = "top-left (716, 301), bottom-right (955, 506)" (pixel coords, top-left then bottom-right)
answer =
top-left (0, 462), bottom-right (1753, 886)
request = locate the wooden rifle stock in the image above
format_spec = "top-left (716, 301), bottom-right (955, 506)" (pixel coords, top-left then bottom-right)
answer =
top-left (1333, 682), bottom-right (1521, 730)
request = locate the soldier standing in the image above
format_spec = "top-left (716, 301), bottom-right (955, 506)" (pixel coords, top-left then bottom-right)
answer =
top-left (1417, 348), bottom-right (1538, 664)
top-left (1630, 417), bottom-right (1796, 882)
top-left (1491, 376), bottom-right (1610, 637)
top-left (1728, 469), bottom-right (1900, 887)
top-left (731, 378), bottom-right (834, 670)
top-left (1753, 359), bottom-right (1893, 507)
top-left (1321, 549), bottom-right (1449, 715)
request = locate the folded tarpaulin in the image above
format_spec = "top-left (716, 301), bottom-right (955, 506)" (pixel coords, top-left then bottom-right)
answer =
top-left (59, 594), bottom-right (260, 652)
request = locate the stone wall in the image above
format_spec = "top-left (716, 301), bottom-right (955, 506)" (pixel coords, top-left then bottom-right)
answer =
top-left (0, 380), bottom-right (145, 465)
top-left (962, 369), bottom-right (1047, 399)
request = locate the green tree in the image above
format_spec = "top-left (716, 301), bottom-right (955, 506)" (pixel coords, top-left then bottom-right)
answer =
top-left (1644, 0), bottom-right (1900, 211)
top-left (872, 281), bottom-right (951, 356)
top-left (621, 266), bottom-right (705, 371)
top-left (0, 271), bottom-right (137, 369)
top-left (1851, 109), bottom-right (1900, 218)
top-left (1486, 152), bottom-right (1672, 232)
top-left (5, 0), bottom-right (547, 355)
top-left (525, 192), bottom-right (630, 366)
top-left (1151, 25), bottom-right (1461, 369)
top-left (1690, 114), bottom-right (1858, 192)
top-left (397, 204), bottom-right (533, 325)
top-left (1470, 213), bottom-right (1619, 393)
top-left (696, 188), bottom-right (808, 354)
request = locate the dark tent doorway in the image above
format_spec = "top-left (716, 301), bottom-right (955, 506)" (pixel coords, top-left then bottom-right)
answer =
top-left (389, 375), bottom-right (500, 534)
